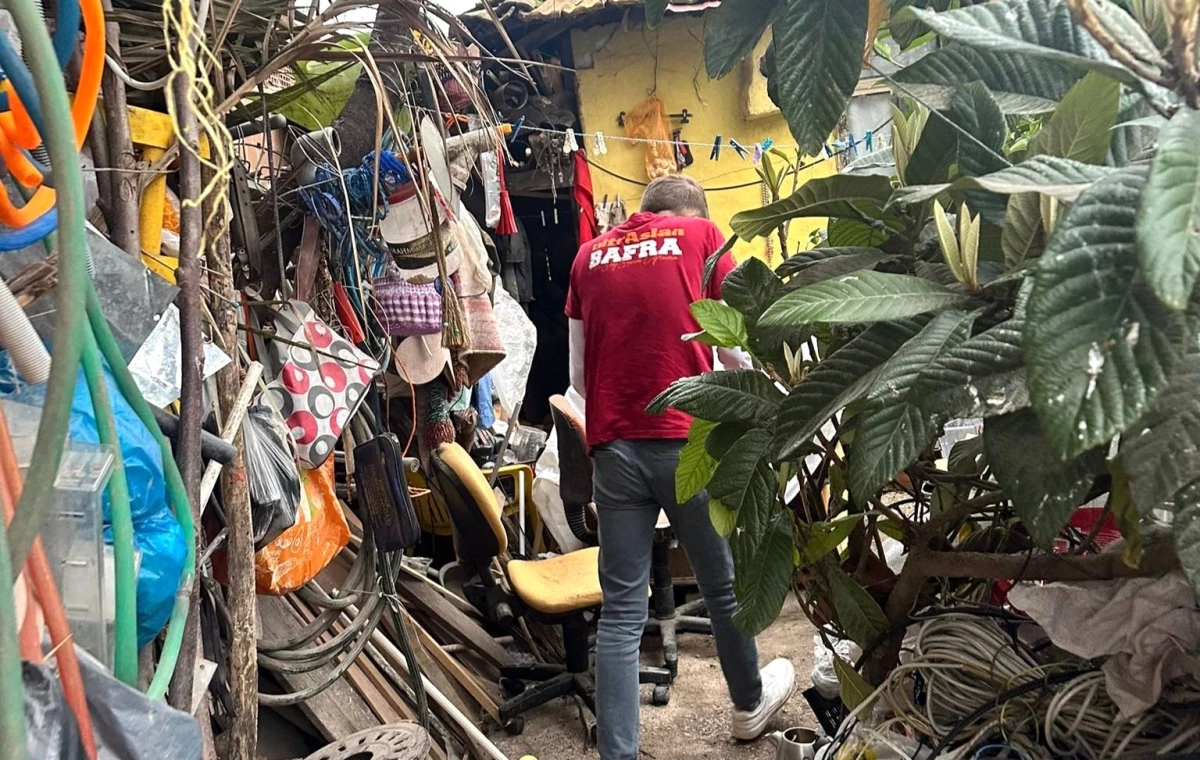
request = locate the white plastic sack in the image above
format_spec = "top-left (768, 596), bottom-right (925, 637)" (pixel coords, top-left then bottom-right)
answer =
top-left (532, 386), bottom-right (586, 553)
top-left (490, 281), bottom-right (537, 417)
top-left (811, 634), bottom-right (862, 700)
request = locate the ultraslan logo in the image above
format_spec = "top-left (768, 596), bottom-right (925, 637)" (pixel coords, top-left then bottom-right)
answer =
top-left (587, 228), bottom-right (687, 269)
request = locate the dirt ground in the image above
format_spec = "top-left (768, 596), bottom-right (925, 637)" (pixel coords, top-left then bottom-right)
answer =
top-left (494, 598), bottom-right (819, 760)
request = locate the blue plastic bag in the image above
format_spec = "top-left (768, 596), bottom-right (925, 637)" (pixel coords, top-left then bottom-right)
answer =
top-left (2, 364), bottom-right (186, 646)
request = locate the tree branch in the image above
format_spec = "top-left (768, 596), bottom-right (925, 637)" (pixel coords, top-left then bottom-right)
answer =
top-left (911, 542), bottom-right (1179, 582)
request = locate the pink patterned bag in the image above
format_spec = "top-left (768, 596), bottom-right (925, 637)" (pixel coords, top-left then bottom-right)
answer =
top-left (262, 300), bottom-right (381, 468)
top-left (375, 275), bottom-right (443, 337)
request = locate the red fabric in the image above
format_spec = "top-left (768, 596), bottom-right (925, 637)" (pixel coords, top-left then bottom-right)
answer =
top-left (573, 150), bottom-right (599, 244)
top-left (332, 282), bottom-right (366, 344)
top-left (495, 148), bottom-right (517, 236)
top-left (565, 212), bottom-right (735, 448)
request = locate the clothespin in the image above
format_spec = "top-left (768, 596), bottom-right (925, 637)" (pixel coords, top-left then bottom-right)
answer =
top-left (509, 116), bottom-right (525, 143)
top-left (762, 138), bottom-right (774, 151)
top-left (823, 144), bottom-right (834, 158)
top-left (865, 130), bottom-right (874, 152)
top-left (564, 128), bottom-right (580, 154)
top-left (729, 138), bottom-right (748, 160)
top-left (710, 134), bottom-right (723, 161)
top-left (540, 210), bottom-right (547, 226)
top-left (752, 143), bottom-right (763, 165)
top-left (848, 133), bottom-right (858, 157)
top-left (594, 131), bottom-right (608, 155)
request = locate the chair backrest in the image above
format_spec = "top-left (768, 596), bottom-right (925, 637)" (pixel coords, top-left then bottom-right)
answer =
top-left (549, 395), bottom-right (597, 545)
top-left (429, 442), bottom-right (508, 563)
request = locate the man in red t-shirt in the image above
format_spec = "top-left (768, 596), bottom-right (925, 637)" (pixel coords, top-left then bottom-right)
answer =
top-left (565, 175), bottom-right (795, 759)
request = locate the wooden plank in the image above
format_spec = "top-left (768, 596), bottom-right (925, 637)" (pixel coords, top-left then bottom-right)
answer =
top-left (257, 597), bottom-right (378, 742)
top-left (402, 609), bottom-right (503, 724)
top-left (287, 596), bottom-right (405, 726)
top-left (394, 573), bottom-right (513, 671)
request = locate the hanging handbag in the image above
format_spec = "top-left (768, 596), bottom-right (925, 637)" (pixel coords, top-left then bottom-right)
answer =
top-left (374, 275), bottom-right (443, 337)
top-left (262, 300), bottom-right (380, 469)
top-left (353, 433), bottom-right (421, 552)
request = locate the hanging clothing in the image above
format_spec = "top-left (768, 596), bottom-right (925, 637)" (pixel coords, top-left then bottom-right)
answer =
top-left (573, 150), bottom-right (599, 244)
top-left (498, 217), bottom-right (534, 307)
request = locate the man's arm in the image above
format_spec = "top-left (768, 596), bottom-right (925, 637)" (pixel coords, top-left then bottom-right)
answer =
top-left (569, 318), bottom-right (586, 398)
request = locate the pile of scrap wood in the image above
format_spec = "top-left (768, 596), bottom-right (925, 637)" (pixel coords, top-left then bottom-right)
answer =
top-left (255, 504), bottom-right (567, 760)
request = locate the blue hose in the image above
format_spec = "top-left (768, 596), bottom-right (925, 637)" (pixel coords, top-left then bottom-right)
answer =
top-left (0, 0), bottom-right (79, 114)
top-left (0, 206), bottom-right (55, 250)
top-left (0, 29), bottom-right (44, 133)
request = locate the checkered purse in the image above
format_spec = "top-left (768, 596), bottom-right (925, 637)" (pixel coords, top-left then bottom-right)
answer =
top-left (374, 276), bottom-right (442, 337)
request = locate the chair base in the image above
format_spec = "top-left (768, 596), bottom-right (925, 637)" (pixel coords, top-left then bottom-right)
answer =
top-left (498, 665), bottom-right (673, 733)
top-left (643, 597), bottom-right (714, 678)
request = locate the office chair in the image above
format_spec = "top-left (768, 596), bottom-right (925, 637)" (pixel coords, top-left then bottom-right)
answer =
top-left (428, 441), bottom-right (669, 735)
top-left (549, 395), bottom-right (713, 706)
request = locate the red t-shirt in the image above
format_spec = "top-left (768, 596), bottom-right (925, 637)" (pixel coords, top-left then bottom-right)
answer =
top-left (565, 212), bottom-right (735, 448)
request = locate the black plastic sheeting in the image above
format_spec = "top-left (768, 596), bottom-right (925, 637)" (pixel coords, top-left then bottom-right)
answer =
top-left (24, 646), bottom-right (203, 760)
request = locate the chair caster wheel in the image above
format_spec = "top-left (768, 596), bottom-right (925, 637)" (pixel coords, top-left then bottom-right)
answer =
top-left (500, 676), bottom-right (526, 698)
top-left (651, 684), bottom-right (671, 706)
top-left (504, 717), bottom-right (525, 735)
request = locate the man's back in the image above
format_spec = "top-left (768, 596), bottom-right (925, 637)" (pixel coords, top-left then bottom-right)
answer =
top-left (565, 211), bottom-right (733, 449)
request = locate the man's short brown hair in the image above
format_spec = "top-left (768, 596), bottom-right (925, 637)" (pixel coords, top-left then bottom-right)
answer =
top-left (640, 174), bottom-right (709, 218)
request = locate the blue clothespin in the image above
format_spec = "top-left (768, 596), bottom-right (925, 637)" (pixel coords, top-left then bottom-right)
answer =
top-left (761, 138), bottom-right (774, 151)
top-left (865, 130), bottom-right (874, 152)
top-left (823, 143), bottom-right (834, 158)
top-left (710, 134), bottom-right (723, 161)
top-left (848, 133), bottom-right (858, 157)
top-left (729, 138), bottom-right (749, 160)
top-left (509, 116), bottom-right (526, 143)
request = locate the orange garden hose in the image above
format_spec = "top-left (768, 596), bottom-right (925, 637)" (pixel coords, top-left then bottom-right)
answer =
top-left (0, 0), bottom-right (103, 225)
top-left (0, 407), bottom-right (97, 760)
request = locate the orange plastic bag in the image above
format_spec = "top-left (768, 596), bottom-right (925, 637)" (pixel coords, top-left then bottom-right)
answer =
top-left (253, 459), bottom-right (350, 595)
top-left (624, 96), bottom-right (676, 179)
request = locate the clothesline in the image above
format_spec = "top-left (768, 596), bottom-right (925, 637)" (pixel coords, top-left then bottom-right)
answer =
top-left (517, 122), bottom-right (892, 157)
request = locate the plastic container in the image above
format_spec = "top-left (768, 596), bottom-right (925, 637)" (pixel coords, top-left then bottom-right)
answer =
top-left (3, 398), bottom-right (118, 668)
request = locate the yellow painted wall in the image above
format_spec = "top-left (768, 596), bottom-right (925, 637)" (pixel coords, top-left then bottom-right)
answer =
top-left (571, 15), bottom-right (835, 262)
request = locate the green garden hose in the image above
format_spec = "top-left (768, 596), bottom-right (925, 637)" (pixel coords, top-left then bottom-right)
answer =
top-left (0, 512), bottom-right (28, 760)
top-left (85, 289), bottom-right (196, 700)
top-left (79, 328), bottom-right (139, 686)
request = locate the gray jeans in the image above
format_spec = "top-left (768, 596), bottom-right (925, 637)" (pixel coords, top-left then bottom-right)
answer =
top-left (593, 439), bottom-right (762, 760)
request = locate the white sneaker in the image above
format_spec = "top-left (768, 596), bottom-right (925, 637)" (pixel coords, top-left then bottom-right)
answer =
top-left (731, 658), bottom-right (797, 741)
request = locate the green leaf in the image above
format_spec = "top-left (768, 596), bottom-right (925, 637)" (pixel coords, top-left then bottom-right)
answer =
top-left (834, 656), bottom-right (876, 711)
top-left (1173, 480), bottom-right (1200, 598)
top-left (677, 419), bottom-right (719, 504)
top-left (1002, 192), bottom-right (1046, 269)
top-left (850, 310), bottom-right (976, 502)
top-left (906, 107), bottom-right (957, 187)
top-left (708, 430), bottom-right (775, 514)
top-left (1025, 165), bottom-right (1186, 458)
top-left (773, 318), bottom-right (930, 460)
top-left (1028, 72), bottom-right (1121, 164)
top-left (648, 370), bottom-right (785, 424)
top-left (890, 0), bottom-right (950, 49)
top-left (776, 248), bottom-right (885, 279)
top-left (1110, 94), bottom-right (1162, 167)
top-left (723, 258), bottom-right (785, 328)
top-left (826, 565), bottom-right (889, 648)
top-left (1109, 461), bottom-right (1145, 568)
top-left (950, 81), bottom-right (1009, 180)
top-left (710, 499), bottom-right (739, 538)
top-left (645, 0), bottom-right (668, 27)
top-left (893, 47), bottom-right (1081, 104)
top-left (691, 300), bottom-right (750, 348)
top-left (768, 0), bottom-right (870, 155)
top-left (905, 0), bottom-right (1139, 85)
top-left (703, 235), bottom-right (739, 291)
top-left (703, 0), bottom-right (783, 79)
top-left (760, 271), bottom-right (968, 327)
top-left (1091, 0), bottom-right (1167, 68)
top-left (731, 499), bottom-right (794, 636)
top-left (707, 421), bottom-right (755, 459)
top-left (889, 156), bottom-right (1116, 208)
top-left (1136, 109), bottom-right (1200, 311)
top-left (787, 250), bottom-right (895, 289)
top-left (984, 409), bottom-right (1105, 548)
top-left (801, 515), bottom-right (864, 564)
top-left (731, 175), bottom-right (896, 241)
top-left (828, 218), bottom-right (892, 247)
top-left (933, 201), bottom-right (964, 284)
top-left (1119, 350), bottom-right (1200, 513)
top-left (916, 319), bottom-right (1030, 420)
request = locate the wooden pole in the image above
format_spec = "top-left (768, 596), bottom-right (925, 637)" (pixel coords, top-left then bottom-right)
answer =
top-left (98, 0), bottom-right (140, 255)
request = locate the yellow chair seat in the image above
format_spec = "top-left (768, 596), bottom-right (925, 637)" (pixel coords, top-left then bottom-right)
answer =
top-left (507, 547), bottom-right (602, 615)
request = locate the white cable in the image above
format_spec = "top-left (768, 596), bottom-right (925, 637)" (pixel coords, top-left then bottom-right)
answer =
top-left (104, 53), bottom-right (170, 91)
